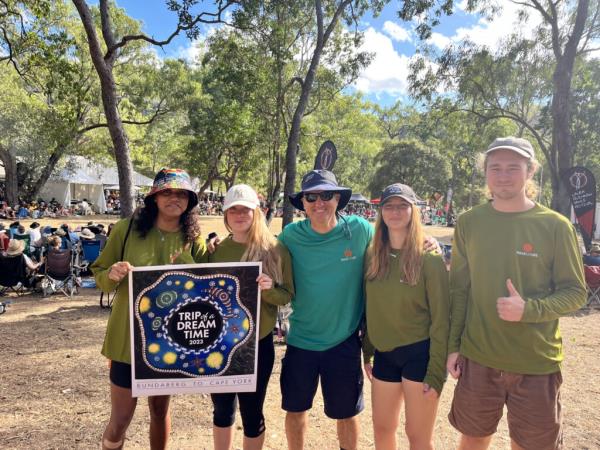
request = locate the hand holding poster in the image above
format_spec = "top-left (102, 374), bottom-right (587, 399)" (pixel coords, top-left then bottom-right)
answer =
top-left (128, 262), bottom-right (261, 397)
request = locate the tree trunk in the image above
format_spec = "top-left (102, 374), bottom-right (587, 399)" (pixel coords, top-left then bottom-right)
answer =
top-left (73, 0), bottom-right (135, 217)
top-left (283, 0), bottom-right (350, 227)
top-left (265, 41), bottom-right (285, 224)
top-left (551, 61), bottom-right (573, 215)
top-left (0, 146), bottom-right (18, 205)
top-left (548, 0), bottom-right (589, 216)
top-left (25, 147), bottom-right (67, 202)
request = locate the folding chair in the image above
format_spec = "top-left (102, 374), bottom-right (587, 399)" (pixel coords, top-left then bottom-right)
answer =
top-left (78, 240), bottom-right (101, 275)
top-left (0, 254), bottom-right (30, 296)
top-left (41, 249), bottom-right (78, 298)
top-left (584, 265), bottom-right (600, 308)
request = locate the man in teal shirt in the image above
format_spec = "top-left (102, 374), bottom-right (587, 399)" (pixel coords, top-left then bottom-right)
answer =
top-left (278, 170), bottom-right (373, 450)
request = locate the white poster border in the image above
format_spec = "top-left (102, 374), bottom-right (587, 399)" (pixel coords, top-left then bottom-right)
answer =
top-left (128, 262), bottom-right (262, 397)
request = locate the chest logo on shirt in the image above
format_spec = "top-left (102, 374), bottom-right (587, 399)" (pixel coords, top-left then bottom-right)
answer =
top-left (516, 242), bottom-right (538, 257)
top-left (341, 248), bottom-right (356, 262)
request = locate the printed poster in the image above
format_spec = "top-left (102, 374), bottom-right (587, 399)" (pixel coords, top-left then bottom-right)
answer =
top-left (128, 262), bottom-right (261, 397)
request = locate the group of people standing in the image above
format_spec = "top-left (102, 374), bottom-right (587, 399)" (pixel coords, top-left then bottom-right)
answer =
top-left (93, 136), bottom-right (586, 450)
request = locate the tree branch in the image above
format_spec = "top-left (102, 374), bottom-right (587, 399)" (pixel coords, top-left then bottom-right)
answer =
top-left (78, 103), bottom-right (168, 133)
top-left (105, 0), bottom-right (237, 62)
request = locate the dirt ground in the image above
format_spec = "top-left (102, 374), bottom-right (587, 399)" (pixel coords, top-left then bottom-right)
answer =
top-left (1, 289), bottom-right (599, 450)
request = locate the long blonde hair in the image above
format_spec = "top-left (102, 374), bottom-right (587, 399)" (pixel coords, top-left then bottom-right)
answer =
top-left (225, 207), bottom-right (283, 285)
top-left (365, 203), bottom-right (424, 286)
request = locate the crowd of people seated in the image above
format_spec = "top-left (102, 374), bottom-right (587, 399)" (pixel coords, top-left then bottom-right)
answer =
top-left (0, 220), bottom-right (113, 295)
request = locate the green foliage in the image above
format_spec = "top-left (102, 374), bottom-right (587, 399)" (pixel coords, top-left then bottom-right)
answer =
top-left (368, 139), bottom-right (451, 197)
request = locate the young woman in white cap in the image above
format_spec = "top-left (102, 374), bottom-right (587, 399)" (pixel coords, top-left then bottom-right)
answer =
top-left (363, 183), bottom-right (450, 450)
top-left (91, 168), bottom-right (208, 450)
top-left (209, 184), bottom-right (294, 450)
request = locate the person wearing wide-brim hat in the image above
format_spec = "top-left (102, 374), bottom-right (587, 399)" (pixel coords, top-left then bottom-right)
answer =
top-left (91, 167), bottom-right (208, 450)
top-left (79, 228), bottom-right (96, 240)
top-left (5, 239), bottom-right (43, 273)
top-left (288, 169), bottom-right (352, 213)
top-left (278, 169), bottom-right (373, 449)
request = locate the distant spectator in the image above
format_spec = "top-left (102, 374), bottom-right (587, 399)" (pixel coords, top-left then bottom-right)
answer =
top-left (0, 224), bottom-right (9, 251)
top-left (79, 228), bottom-right (96, 240)
top-left (583, 243), bottom-right (600, 266)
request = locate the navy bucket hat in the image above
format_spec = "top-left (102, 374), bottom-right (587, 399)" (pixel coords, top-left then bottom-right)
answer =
top-left (289, 170), bottom-right (352, 212)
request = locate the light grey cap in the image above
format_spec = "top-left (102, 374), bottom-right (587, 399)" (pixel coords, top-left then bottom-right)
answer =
top-left (486, 136), bottom-right (534, 159)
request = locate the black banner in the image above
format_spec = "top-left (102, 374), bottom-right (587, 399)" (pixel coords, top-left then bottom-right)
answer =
top-left (314, 140), bottom-right (337, 170)
top-left (562, 166), bottom-right (596, 251)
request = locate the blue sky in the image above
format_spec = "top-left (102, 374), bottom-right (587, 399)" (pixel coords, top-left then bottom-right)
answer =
top-left (108, 1), bottom-right (533, 106)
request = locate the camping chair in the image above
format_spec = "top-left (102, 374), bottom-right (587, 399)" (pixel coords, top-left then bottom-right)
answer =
top-left (41, 249), bottom-right (78, 298)
top-left (584, 265), bottom-right (600, 308)
top-left (13, 234), bottom-right (31, 257)
top-left (78, 240), bottom-right (101, 275)
top-left (0, 254), bottom-right (30, 296)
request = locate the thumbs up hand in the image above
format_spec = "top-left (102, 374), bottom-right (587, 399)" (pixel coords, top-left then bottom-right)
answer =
top-left (497, 278), bottom-right (525, 322)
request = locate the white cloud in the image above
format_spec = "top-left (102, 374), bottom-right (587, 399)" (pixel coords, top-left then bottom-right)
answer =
top-left (353, 27), bottom-right (413, 96)
top-left (382, 21), bottom-right (411, 42)
top-left (429, 3), bottom-right (543, 51)
top-left (428, 32), bottom-right (451, 49)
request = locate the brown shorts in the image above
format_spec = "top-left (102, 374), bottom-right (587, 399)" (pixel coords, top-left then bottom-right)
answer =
top-left (448, 356), bottom-right (562, 450)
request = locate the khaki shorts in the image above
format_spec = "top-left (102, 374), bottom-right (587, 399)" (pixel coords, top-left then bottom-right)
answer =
top-left (449, 356), bottom-right (562, 450)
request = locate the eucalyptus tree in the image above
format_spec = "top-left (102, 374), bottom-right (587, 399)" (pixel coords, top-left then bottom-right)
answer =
top-left (69, 0), bottom-right (234, 216)
top-left (401, 0), bottom-right (600, 214)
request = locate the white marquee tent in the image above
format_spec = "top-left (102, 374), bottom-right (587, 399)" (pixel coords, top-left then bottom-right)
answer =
top-left (39, 156), bottom-right (153, 213)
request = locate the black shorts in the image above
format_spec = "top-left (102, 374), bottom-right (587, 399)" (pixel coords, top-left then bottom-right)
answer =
top-left (109, 360), bottom-right (132, 389)
top-left (280, 331), bottom-right (364, 419)
top-left (372, 339), bottom-right (430, 383)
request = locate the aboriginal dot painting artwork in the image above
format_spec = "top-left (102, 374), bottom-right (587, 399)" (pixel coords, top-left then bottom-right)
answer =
top-left (131, 265), bottom-right (259, 381)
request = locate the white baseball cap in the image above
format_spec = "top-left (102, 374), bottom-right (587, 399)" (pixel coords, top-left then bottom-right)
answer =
top-left (223, 184), bottom-right (260, 211)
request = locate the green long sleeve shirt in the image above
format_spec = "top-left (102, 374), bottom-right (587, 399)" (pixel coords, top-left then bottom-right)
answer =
top-left (449, 202), bottom-right (586, 374)
top-left (91, 218), bottom-right (208, 364)
top-left (208, 236), bottom-right (294, 339)
top-left (363, 251), bottom-right (450, 395)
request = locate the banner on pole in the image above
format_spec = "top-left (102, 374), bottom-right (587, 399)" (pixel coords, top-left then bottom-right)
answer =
top-left (314, 140), bottom-right (337, 171)
top-left (562, 166), bottom-right (596, 251)
top-left (128, 262), bottom-right (261, 397)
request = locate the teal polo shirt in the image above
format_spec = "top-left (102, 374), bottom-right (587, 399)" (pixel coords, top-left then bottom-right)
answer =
top-left (278, 215), bottom-right (373, 351)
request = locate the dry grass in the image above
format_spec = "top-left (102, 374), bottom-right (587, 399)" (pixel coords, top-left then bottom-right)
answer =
top-left (1, 289), bottom-right (598, 450)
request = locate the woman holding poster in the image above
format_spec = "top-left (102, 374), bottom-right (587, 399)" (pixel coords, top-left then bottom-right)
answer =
top-left (209, 184), bottom-right (294, 450)
top-left (92, 168), bottom-right (208, 450)
top-left (362, 183), bottom-right (450, 450)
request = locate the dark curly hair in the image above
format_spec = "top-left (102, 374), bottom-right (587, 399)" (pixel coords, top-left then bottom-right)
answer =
top-left (134, 192), bottom-right (202, 243)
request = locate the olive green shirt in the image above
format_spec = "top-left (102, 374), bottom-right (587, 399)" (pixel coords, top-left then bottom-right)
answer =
top-left (208, 236), bottom-right (294, 339)
top-left (449, 202), bottom-right (586, 374)
top-left (92, 218), bottom-right (208, 364)
top-left (363, 251), bottom-right (450, 394)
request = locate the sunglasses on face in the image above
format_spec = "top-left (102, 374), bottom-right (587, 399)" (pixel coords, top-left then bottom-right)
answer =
top-left (158, 189), bottom-right (189, 199)
top-left (304, 191), bottom-right (336, 202)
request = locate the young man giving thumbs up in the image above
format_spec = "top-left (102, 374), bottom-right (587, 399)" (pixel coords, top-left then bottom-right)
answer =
top-left (446, 137), bottom-right (586, 450)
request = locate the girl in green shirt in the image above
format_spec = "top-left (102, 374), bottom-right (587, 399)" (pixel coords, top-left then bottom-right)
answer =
top-left (92, 168), bottom-right (208, 450)
top-left (209, 184), bottom-right (294, 450)
top-left (363, 183), bottom-right (449, 450)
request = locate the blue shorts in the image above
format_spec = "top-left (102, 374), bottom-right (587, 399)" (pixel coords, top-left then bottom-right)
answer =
top-left (280, 332), bottom-right (364, 419)
top-left (373, 339), bottom-right (430, 383)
